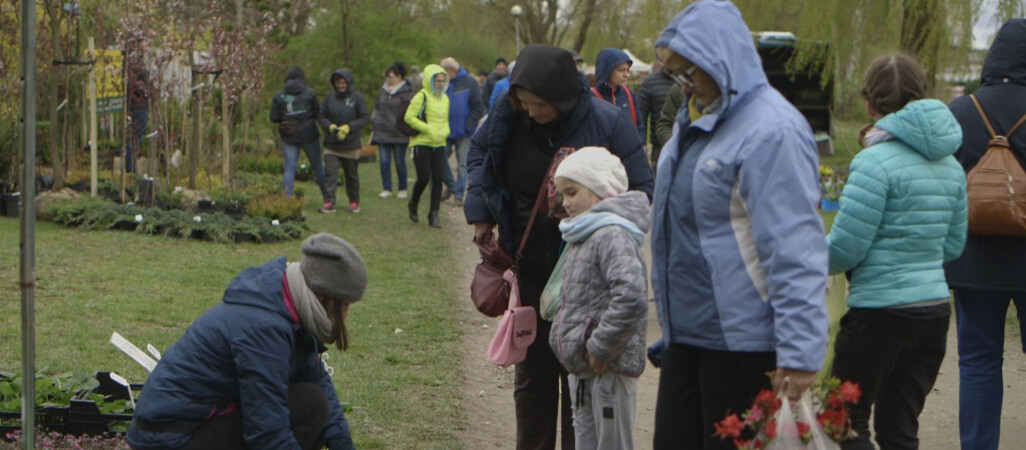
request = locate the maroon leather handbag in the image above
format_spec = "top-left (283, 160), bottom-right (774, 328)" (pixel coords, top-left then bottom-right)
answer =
top-left (470, 174), bottom-right (549, 317)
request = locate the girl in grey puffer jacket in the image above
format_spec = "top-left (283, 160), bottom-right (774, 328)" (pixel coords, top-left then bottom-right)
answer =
top-left (547, 147), bottom-right (649, 450)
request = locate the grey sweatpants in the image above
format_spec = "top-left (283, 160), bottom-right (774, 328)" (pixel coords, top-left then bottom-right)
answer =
top-left (568, 372), bottom-right (638, 450)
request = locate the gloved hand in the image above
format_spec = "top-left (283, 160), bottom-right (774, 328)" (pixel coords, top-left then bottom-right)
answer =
top-left (335, 124), bottom-right (350, 141)
top-left (327, 436), bottom-right (356, 450)
top-left (647, 339), bottom-right (666, 368)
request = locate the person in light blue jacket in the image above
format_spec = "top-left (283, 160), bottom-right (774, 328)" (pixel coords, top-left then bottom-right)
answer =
top-left (827, 54), bottom-right (967, 450)
top-left (649, 2), bottom-right (828, 448)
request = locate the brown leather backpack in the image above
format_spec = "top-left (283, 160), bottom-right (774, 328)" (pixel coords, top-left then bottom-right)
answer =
top-left (966, 94), bottom-right (1026, 237)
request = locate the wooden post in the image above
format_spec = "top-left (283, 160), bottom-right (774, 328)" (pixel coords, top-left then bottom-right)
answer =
top-left (88, 38), bottom-right (98, 197)
top-left (221, 87), bottom-right (230, 183)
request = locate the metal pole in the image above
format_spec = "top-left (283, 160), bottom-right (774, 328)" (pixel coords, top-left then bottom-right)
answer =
top-left (514, 17), bottom-right (521, 57)
top-left (19, 0), bottom-right (39, 447)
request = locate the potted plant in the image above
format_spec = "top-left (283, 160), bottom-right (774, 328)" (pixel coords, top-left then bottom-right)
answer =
top-left (819, 165), bottom-right (846, 211)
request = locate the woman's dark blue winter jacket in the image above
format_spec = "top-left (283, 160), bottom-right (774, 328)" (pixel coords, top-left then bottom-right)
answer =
top-left (464, 73), bottom-right (654, 255)
top-left (126, 257), bottom-right (351, 450)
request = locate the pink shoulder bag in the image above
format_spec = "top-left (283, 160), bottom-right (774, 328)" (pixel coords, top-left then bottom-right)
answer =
top-left (487, 270), bottom-right (537, 366)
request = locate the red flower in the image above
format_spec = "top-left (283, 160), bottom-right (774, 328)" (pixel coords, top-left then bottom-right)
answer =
top-left (840, 381), bottom-right (862, 404)
top-left (714, 413), bottom-right (745, 439)
top-left (754, 389), bottom-right (775, 406)
top-left (765, 420), bottom-right (777, 439)
top-left (734, 438), bottom-right (752, 449)
top-left (797, 421), bottom-right (811, 438)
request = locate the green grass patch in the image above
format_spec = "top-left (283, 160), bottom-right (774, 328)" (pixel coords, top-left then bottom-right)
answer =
top-left (0, 160), bottom-right (463, 448)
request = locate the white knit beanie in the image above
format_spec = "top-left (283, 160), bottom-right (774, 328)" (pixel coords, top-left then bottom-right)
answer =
top-left (554, 147), bottom-right (628, 199)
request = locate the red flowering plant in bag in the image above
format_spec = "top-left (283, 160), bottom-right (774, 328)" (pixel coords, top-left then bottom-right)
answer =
top-left (714, 377), bottom-right (861, 449)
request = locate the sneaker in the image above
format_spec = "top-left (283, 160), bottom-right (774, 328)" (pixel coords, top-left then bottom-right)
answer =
top-left (379, 190), bottom-right (392, 199)
top-left (319, 201), bottom-right (336, 213)
top-left (348, 201), bottom-right (360, 213)
top-left (397, 190), bottom-right (408, 199)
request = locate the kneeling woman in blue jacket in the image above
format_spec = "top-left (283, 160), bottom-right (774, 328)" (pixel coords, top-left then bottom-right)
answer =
top-left (126, 233), bottom-right (366, 450)
top-left (827, 54), bottom-right (967, 450)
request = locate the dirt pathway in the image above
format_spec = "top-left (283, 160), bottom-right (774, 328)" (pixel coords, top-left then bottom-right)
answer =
top-left (446, 205), bottom-right (1026, 449)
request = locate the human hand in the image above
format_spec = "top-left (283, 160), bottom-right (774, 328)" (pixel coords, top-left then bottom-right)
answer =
top-left (336, 128), bottom-right (349, 140)
top-left (339, 124), bottom-right (350, 134)
top-left (329, 124), bottom-right (339, 133)
top-left (473, 223), bottom-right (495, 243)
top-left (587, 353), bottom-right (608, 375)
top-left (772, 367), bottom-right (818, 401)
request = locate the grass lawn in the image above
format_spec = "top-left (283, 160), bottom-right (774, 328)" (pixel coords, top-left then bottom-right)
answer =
top-left (0, 156), bottom-right (464, 449)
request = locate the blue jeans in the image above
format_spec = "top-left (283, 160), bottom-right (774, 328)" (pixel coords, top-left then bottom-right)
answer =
top-left (126, 109), bottom-right (148, 173)
top-left (378, 143), bottom-right (408, 192)
top-left (282, 140), bottom-right (326, 199)
top-left (442, 137), bottom-right (470, 199)
top-left (954, 289), bottom-right (1026, 450)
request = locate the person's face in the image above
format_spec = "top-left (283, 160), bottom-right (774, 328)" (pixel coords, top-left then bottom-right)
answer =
top-left (433, 74), bottom-right (446, 92)
top-left (496, 62), bottom-right (508, 76)
top-left (385, 71), bottom-right (402, 86)
top-left (610, 62), bottom-right (630, 87)
top-left (514, 88), bottom-right (561, 124)
top-left (334, 76), bottom-right (348, 92)
top-left (656, 46), bottom-right (719, 107)
top-left (556, 177), bottom-right (602, 218)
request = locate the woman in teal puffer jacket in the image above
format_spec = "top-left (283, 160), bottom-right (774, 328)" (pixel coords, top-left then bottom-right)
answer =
top-left (827, 54), bottom-right (967, 450)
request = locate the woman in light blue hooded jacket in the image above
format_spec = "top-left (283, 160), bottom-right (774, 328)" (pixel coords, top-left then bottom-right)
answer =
top-left (649, 2), bottom-right (828, 448)
top-left (827, 54), bottom-right (966, 450)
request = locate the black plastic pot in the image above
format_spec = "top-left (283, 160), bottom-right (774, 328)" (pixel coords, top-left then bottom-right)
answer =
top-left (3, 192), bottom-right (19, 218)
top-left (138, 178), bottom-right (155, 207)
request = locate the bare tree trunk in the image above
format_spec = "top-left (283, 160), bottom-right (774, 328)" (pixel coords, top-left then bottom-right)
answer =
top-left (571, 0), bottom-right (600, 53)
top-left (46, 5), bottom-right (65, 190)
top-left (900, 0), bottom-right (941, 83)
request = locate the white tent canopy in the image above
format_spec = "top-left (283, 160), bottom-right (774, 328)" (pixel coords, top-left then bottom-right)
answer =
top-left (622, 49), bottom-right (651, 74)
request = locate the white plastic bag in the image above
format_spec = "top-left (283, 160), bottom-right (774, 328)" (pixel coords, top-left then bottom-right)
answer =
top-left (766, 393), bottom-right (841, 450)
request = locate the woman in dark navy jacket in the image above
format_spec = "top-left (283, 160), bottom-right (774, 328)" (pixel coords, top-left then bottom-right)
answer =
top-left (126, 233), bottom-right (366, 450)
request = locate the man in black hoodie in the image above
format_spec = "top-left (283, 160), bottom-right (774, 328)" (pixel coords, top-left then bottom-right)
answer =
top-left (270, 67), bottom-right (328, 204)
top-left (465, 44), bottom-right (653, 450)
top-left (945, 18), bottom-right (1026, 450)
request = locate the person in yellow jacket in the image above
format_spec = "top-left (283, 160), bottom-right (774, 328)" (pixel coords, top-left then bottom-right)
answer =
top-left (405, 64), bottom-right (451, 228)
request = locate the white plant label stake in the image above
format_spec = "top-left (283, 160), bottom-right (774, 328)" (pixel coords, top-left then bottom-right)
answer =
top-left (147, 344), bottom-right (162, 361)
top-left (110, 332), bottom-right (158, 372)
top-left (108, 371), bottom-right (136, 410)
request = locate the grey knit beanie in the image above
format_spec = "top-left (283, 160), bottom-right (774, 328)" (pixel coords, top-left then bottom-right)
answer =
top-left (300, 233), bottom-right (368, 302)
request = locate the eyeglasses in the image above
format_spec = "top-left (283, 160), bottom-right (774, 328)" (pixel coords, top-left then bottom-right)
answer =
top-left (666, 64), bottom-right (698, 88)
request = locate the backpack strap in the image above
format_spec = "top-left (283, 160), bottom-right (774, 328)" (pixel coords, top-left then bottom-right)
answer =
top-left (624, 87), bottom-right (638, 127)
top-left (590, 87), bottom-right (602, 99)
top-left (970, 93), bottom-right (1026, 139)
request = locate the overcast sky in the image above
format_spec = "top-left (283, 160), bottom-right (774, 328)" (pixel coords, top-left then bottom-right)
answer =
top-left (972, 0), bottom-right (1003, 49)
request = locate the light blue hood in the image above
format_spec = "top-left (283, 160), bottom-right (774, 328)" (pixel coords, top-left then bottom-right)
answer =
top-left (874, 99), bottom-right (963, 161)
top-left (654, 0), bottom-right (767, 130)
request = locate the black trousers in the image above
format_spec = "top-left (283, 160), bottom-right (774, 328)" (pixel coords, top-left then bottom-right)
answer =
top-left (324, 155), bottom-right (360, 205)
top-left (653, 343), bottom-right (776, 450)
top-left (515, 316), bottom-right (575, 450)
top-left (831, 309), bottom-right (949, 450)
top-left (410, 146), bottom-right (445, 213)
top-left (183, 382), bottom-right (330, 450)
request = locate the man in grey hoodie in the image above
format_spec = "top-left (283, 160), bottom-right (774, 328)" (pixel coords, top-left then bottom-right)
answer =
top-left (270, 67), bottom-right (327, 201)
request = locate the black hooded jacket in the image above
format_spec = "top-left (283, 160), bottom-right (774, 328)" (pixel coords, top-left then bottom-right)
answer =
top-left (464, 44), bottom-right (653, 291)
top-left (945, 18), bottom-right (1026, 291)
top-left (270, 67), bottom-right (320, 145)
top-left (319, 69), bottom-right (370, 151)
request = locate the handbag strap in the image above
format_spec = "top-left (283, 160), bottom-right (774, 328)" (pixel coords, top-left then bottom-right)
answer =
top-left (512, 155), bottom-right (562, 267)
